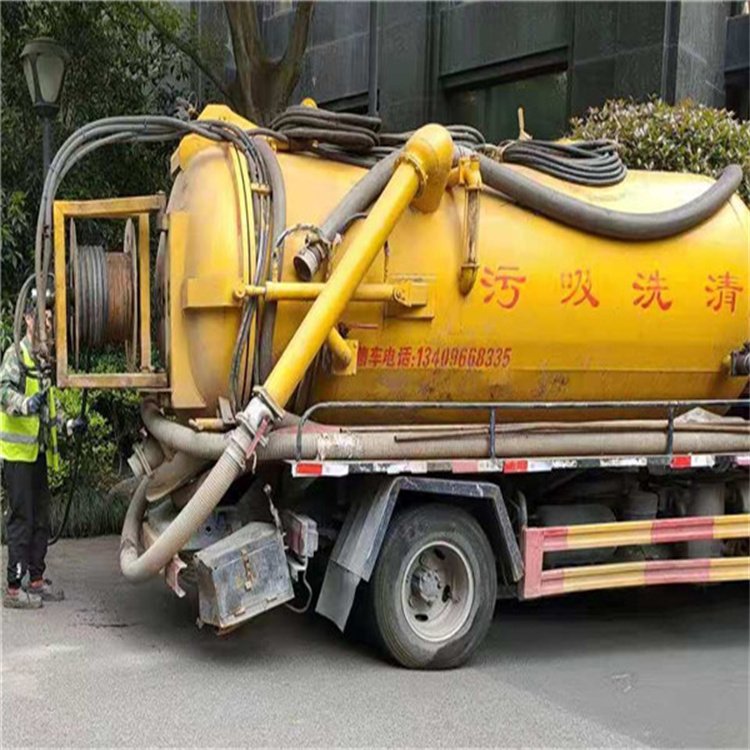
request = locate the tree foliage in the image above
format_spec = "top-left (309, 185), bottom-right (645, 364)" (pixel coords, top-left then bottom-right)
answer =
top-left (140, 1), bottom-right (314, 125)
top-left (569, 98), bottom-right (750, 205)
top-left (1, 2), bottom-right (192, 533)
top-left (1, 1), bottom-right (189, 306)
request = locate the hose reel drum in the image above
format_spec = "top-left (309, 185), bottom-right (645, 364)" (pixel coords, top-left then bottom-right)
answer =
top-left (69, 218), bottom-right (139, 369)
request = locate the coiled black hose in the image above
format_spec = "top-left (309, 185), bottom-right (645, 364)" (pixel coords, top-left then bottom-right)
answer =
top-left (270, 106), bottom-right (486, 168)
top-left (483, 138), bottom-right (627, 186)
top-left (271, 105), bottom-right (381, 152)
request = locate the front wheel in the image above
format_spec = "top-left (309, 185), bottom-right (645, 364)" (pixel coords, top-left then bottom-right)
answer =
top-left (368, 503), bottom-right (497, 669)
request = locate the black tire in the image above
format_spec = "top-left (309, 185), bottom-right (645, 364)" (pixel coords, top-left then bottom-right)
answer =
top-left (368, 503), bottom-right (497, 669)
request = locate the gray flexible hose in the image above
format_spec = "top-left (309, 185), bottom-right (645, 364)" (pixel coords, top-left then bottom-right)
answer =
top-left (485, 139), bottom-right (626, 186)
top-left (141, 401), bottom-right (750, 462)
top-left (479, 156), bottom-right (743, 240)
top-left (120, 419), bottom-right (252, 582)
top-left (141, 401), bottom-right (229, 459)
top-left (125, 401), bottom-right (747, 583)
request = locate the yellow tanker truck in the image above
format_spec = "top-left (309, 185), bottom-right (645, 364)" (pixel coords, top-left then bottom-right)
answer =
top-left (21, 102), bottom-right (750, 668)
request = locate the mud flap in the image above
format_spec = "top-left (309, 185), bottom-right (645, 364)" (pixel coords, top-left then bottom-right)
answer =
top-left (316, 477), bottom-right (401, 630)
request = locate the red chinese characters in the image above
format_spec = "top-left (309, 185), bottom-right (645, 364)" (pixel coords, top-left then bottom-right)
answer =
top-left (357, 344), bottom-right (369, 368)
top-left (357, 345), bottom-right (415, 369)
top-left (396, 346), bottom-right (412, 367)
top-left (632, 271), bottom-right (673, 311)
top-left (480, 265), bottom-right (526, 309)
top-left (560, 269), bottom-right (599, 307)
top-left (705, 272), bottom-right (743, 313)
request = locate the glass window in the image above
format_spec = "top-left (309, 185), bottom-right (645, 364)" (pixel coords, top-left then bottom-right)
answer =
top-left (446, 71), bottom-right (569, 142)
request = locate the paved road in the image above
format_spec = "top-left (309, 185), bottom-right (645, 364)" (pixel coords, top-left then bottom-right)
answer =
top-left (2, 537), bottom-right (748, 748)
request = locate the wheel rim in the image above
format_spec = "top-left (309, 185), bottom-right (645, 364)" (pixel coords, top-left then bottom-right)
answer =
top-left (400, 541), bottom-right (474, 643)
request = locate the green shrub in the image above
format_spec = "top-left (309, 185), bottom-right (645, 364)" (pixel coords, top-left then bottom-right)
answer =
top-left (569, 98), bottom-right (750, 205)
top-left (48, 387), bottom-right (138, 538)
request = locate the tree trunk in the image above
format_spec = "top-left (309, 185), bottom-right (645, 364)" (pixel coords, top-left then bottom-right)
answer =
top-left (224, 1), bottom-right (314, 124)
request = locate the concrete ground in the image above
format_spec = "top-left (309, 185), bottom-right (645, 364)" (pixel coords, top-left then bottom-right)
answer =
top-left (1, 536), bottom-right (748, 748)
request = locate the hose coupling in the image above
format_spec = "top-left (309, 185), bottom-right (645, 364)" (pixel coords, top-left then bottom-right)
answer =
top-left (251, 385), bottom-right (286, 422)
top-left (294, 241), bottom-right (328, 283)
top-left (730, 344), bottom-right (750, 377)
top-left (395, 151), bottom-right (428, 197)
top-left (127, 436), bottom-right (165, 478)
top-left (232, 386), bottom-right (285, 468)
top-left (279, 223), bottom-right (332, 282)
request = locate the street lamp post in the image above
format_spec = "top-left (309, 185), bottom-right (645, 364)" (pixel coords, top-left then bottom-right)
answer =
top-left (20, 37), bottom-right (70, 178)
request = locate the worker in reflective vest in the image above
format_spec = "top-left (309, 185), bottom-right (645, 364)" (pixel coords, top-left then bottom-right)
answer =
top-left (1, 301), bottom-right (86, 609)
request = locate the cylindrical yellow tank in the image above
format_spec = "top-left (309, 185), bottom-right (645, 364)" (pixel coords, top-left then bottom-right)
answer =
top-left (162, 107), bottom-right (749, 422)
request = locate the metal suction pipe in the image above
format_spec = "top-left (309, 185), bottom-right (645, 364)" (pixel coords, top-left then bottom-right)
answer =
top-left (121, 125), bottom-right (455, 582)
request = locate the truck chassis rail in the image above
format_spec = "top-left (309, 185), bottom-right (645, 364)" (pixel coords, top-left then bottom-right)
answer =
top-left (291, 452), bottom-right (750, 477)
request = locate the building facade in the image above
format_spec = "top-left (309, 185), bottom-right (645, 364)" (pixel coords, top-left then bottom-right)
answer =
top-left (199, 1), bottom-right (749, 140)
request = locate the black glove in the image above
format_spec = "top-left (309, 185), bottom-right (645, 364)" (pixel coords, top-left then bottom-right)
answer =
top-left (23, 391), bottom-right (46, 415)
top-left (66, 416), bottom-right (88, 437)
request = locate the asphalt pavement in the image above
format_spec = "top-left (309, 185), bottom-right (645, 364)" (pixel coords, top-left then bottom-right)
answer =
top-left (1, 536), bottom-right (748, 748)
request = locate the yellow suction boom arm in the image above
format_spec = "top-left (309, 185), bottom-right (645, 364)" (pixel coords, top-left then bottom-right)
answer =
top-left (256, 123), bottom-right (454, 417)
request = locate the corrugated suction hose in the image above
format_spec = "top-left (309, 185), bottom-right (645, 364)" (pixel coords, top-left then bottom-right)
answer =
top-left (120, 418), bottom-right (255, 582)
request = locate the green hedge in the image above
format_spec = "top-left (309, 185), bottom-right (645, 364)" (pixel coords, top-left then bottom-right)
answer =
top-left (569, 98), bottom-right (750, 205)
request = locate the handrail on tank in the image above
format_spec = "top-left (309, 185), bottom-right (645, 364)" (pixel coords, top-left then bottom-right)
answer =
top-left (293, 398), bottom-right (750, 462)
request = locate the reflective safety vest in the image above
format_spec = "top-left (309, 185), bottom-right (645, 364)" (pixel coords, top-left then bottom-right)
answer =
top-left (0, 342), bottom-right (59, 469)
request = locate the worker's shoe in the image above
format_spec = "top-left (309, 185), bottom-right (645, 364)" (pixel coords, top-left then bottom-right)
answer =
top-left (3, 587), bottom-right (43, 609)
top-left (25, 578), bottom-right (65, 602)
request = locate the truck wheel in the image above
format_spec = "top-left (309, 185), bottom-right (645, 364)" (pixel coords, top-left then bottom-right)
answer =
top-left (369, 503), bottom-right (497, 669)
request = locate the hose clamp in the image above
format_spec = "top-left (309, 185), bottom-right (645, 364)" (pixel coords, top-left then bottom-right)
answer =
top-left (251, 386), bottom-right (285, 421)
top-left (396, 151), bottom-right (428, 197)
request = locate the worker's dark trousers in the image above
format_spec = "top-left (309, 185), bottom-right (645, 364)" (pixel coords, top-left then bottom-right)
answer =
top-left (3, 453), bottom-right (50, 589)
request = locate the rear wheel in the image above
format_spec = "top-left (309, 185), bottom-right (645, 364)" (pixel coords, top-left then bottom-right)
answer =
top-left (368, 503), bottom-right (497, 669)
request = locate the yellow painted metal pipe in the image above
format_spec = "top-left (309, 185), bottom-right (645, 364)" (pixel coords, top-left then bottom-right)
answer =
top-left (458, 154), bottom-right (482, 295)
top-left (327, 327), bottom-right (353, 366)
top-left (262, 125), bottom-right (454, 409)
top-left (242, 281), bottom-right (397, 302)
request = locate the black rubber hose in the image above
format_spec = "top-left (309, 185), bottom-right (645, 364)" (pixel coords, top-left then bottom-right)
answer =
top-left (49, 352), bottom-right (90, 545)
top-left (478, 156), bottom-right (743, 240)
top-left (271, 106), bottom-right (380, 152)
top-left (487, 139), bottom-right (627, 186)
top-left (381, 124), bottom-right (485, 152)
top-left (294, 151), bottom-right (400, 280)
top-left (255, 138), bottom-right (287, 383)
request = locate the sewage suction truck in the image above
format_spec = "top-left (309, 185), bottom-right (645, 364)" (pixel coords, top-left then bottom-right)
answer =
top-left (19, 102), bottom-right (749, 668)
